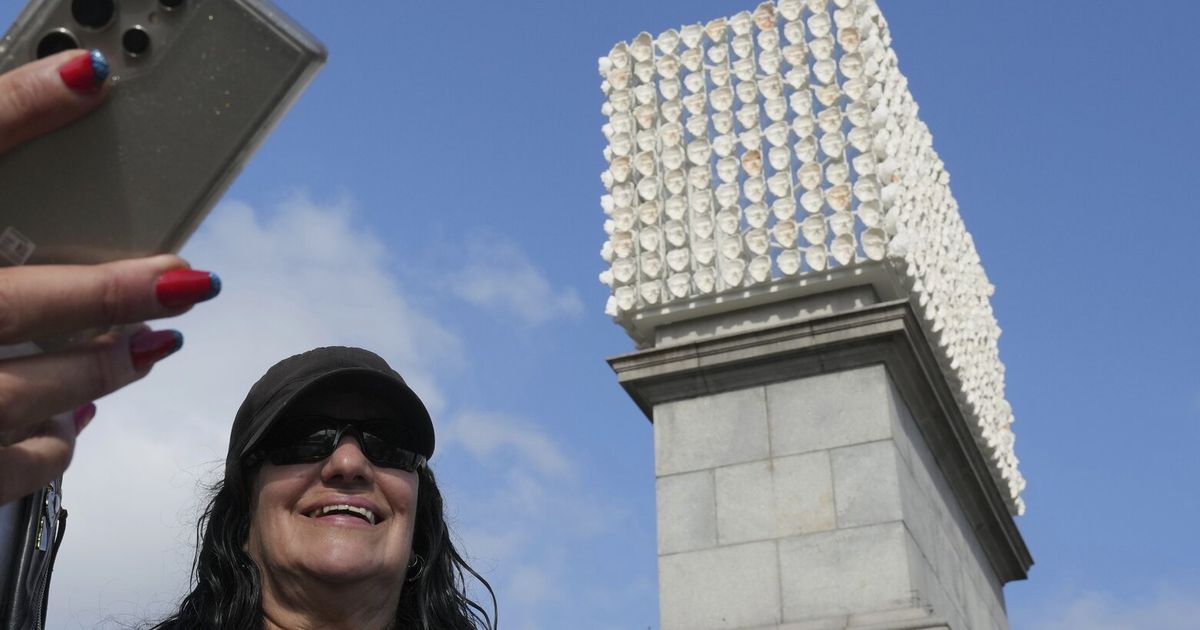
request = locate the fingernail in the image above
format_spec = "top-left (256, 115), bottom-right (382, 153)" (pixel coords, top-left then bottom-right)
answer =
top-left (74, 403), bottom-right (96, 435)
top-left (155, 269), bottom-right (221, 308)
top-left (130, 329), bottom-right (183, 371)
top-left (58, 49), bottom-right (109, 93)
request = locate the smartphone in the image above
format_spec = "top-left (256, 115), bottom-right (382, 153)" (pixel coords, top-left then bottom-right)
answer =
top-left (0, 0), bottom-right (326, 266)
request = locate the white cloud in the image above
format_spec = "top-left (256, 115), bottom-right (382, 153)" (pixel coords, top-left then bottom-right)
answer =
top-left (448, 235), bottom-right (583, 327)
top-left (1027, 588), bottom-right (1200, 630)
top-left (49, 195), bottom-right (463, 628)
top-left (443, 410), bottom-right (574, 478)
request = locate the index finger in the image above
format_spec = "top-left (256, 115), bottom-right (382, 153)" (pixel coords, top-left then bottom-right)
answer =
top-left (0, 49), bottom-right (110, 154)
top-left (0, 254), bottom-right (214, 344)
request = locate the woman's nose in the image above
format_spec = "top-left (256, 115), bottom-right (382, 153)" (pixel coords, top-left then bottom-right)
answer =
top-left (321, 435), bottom-right (374, 483)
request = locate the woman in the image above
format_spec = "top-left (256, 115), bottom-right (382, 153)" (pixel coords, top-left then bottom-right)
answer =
top-left (153, 347), bottom-right (497, 630)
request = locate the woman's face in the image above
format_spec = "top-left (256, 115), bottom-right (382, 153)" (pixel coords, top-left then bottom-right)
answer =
top-left (245, 388), bottom-right (419, 587)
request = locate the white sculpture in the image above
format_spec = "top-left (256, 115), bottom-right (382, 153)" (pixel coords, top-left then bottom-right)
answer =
top-left (598, 0), bottom-right (1026, 514)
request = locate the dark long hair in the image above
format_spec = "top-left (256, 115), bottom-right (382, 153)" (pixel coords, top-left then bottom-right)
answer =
top-left (151, 463), bottom-right (496, 629)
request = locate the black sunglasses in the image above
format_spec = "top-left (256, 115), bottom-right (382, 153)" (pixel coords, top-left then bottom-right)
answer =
top-left (244, 415), bottom-right (427, 472)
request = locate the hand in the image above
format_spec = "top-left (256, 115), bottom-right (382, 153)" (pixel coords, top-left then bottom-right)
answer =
top-left (0, 50), bottom-right (221, 504)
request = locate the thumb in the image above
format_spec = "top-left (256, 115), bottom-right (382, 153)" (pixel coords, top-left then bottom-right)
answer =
top-left (0, 411), bottom-right (76, 505)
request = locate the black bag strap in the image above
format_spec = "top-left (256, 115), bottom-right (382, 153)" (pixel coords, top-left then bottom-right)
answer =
top-left (1, 479), bottom-right (64, 630)
top-left (36, 508), bottom-right (66, 629)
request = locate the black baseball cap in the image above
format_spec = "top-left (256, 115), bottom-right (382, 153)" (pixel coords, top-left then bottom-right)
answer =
top-left (226, 346), bottom-right (435, 478)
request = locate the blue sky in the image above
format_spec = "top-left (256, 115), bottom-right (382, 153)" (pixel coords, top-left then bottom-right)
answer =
top-left (5, 1), bottom-right (1198, 628)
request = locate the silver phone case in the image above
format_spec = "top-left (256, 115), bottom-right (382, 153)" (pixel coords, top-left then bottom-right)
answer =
top-left (0, 0), bottom-right (326, 265)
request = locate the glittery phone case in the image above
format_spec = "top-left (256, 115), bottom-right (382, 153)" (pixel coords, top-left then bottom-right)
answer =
top-left (0, 0), bottom-right (325, 266)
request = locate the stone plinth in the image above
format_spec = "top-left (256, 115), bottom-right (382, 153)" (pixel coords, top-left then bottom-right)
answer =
top-left (610, 297), bottom-right (1031, 629)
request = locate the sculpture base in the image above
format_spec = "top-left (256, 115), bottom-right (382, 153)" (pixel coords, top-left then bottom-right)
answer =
top-left (609, 297), bottom-right (1030, 630)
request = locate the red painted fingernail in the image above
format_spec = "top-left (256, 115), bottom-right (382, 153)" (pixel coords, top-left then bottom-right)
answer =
top-left (58, 50), bottom-right (109, 93)
top-left (130, 329), bottom-right (183, 371)
top-left (155, 269), bottom-right (221, 308)
top-left (74, 403), bottom-right (96, 434)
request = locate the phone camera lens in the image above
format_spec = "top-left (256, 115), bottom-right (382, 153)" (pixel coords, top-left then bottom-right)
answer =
top-left (71, 0), bottom-right (115, 29)
top-left (35, 30), bottom-right (79, 59)
top-left (122, 27), bottom-right (151, 56)
top-left (159, 0), bottom-right (185, 8)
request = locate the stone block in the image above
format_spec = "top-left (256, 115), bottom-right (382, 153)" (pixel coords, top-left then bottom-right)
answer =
top-left (887, 381), bottom-right (923, 483)
top-left (766, 365), bottom-right (894, 457)
top-left (773, 451), bottom-right (838, 537)
top-left (659, 541), bottom-right (781, 630)
top-left (778, 523), bottom-right (916, 622)
top-left (905, 531), bottom-right (968, 630)
top-left (655, 386), bottom-right (770, 475)
top-left (714, 459), bottom-right (774, 545)
top-left (657, 470), bottom-right (717, 554)
top-left (831, 440), bottom-right (904, 528)
top-left (714, 452), bottom-right (837, 546)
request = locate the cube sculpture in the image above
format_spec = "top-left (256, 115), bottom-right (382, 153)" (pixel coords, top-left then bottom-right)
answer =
top-left (598, 0), bottom-right (1023, 515)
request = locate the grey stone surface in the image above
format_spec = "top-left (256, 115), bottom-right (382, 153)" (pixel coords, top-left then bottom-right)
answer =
top-left (905, 532), bottom-right (968, 630)
top-left (714, 452), bottom-right (836, 545)
top-left (654, 386), bottom-right (770, 475)
top-left (714, 459), bottom-right (775, 545)
top-left (758, 606), bottom-right (949, 629)
top-left (774, 452), bottom-right (838, 537)
top-left (657, 470), bottom-right (717, 554)
top-left (832, 440), bottom-right (904, 528)
top-left (889, 381), bottom-right (1010, 629)
top-left (649, 366), bottom-right (1014, 630)
top-left (659, 541), bottom-right (781, 630)
top-left (778, 523), bottom-right (916, 622)
top-left (614, 300), bottom-right (1030, 630)
top-left (611, 301), bottom-right (1030, 589)
top-left (767, 365), bottom-right (894, 457)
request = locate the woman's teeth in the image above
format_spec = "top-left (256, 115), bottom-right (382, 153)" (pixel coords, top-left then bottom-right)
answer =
top-left (309, 504), bottom-right (376, 525)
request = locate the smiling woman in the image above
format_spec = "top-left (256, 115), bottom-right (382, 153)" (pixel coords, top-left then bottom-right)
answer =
top-left (151, 347), bottom-right (496, 630)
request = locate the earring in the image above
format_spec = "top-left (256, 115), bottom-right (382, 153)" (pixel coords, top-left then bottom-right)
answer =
top-left (406, 553), bottom-right (425, 582)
